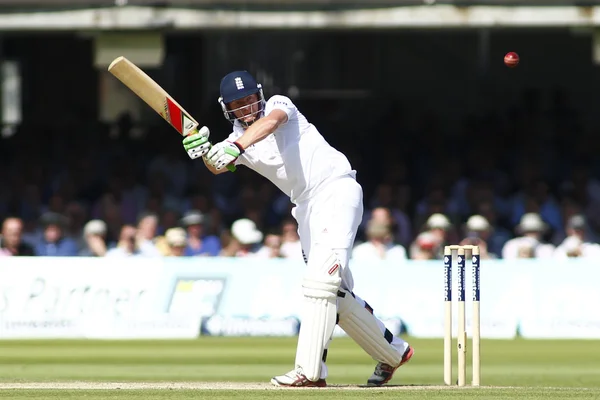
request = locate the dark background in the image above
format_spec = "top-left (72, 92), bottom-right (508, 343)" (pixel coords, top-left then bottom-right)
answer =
top-left (1, 27), bottom-right (599, 251)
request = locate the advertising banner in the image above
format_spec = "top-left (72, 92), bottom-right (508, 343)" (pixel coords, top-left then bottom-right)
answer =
top-left (1, 257), bottom-right (599, 339)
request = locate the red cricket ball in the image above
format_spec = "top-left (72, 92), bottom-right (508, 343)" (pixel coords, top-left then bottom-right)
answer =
top-left (504, 52), bottom-right (520, 68)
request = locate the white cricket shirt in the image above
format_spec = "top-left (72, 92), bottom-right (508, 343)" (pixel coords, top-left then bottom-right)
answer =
top-left (228, 95), bottom-right (355, 204)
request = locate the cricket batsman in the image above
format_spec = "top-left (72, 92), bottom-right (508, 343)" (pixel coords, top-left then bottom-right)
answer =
top-left (182, 70), bottom-right (413, 387)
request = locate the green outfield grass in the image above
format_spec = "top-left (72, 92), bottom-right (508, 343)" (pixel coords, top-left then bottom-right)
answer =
top-left (0, 336), bottom-right (599, 399)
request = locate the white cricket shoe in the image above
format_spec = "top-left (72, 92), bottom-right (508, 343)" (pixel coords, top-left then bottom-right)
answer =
top-left (270, 367), bottom-right (327, 387)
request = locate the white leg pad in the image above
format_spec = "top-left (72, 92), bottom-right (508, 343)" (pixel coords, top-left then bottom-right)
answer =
top-left (295, 248), bottom-right (342, 382)
top-left (337, 289), bottom-right (402, 367)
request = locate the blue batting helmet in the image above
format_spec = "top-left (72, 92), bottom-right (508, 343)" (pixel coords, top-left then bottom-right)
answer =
top-left (219, 71), bottom-right (260, 103)
top-left (218, 70), bottom-right (265, 127)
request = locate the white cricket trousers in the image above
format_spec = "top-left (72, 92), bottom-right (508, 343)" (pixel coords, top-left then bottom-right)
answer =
top-left (292, 175), bottom-right (362, 291)
top-left (292, 175), bottom-right (408, 378)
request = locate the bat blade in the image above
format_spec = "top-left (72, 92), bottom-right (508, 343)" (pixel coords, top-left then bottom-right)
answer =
top-left (107, 56), bottom-right (235, 172)
top-left (107, 56), bottom-right (197, 137)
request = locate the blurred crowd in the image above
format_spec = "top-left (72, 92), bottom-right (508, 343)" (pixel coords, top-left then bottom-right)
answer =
top-left (1, 206), bottom-right (599, 261)
top-left (1, 88), bottom-right (600, 261)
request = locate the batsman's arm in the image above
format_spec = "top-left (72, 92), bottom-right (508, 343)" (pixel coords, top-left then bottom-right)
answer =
top-left (234, 109), bottom-right (288, 150)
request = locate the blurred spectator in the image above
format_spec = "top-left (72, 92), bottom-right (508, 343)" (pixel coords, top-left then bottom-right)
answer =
top-left (411, 231), bottom-right (438, 260)
top-left (510, 179), bottom-right (562, 233)
top-left (135, 212), bottom-right (161, 257)
top-left (393, 184), bottom-right (414, 247)
top-left (409, 213), bottom-right (452, 260)
top-left (551, 197), bottom-right (585, 245)
top-left (463, 215), bottom-right (490, 239)
top-left (20, 216), bottom-right (41, 248)
top-left (425, 213), bottom-right (452, 245)
top-left (220, 218), bottom-right (263, 257)
top-left (368, 205), bottom-right (412, 248)
top-left (442, 157), bottom-right (470, 218)
top-left (462, 215), bottom-right (498, 259)
top-left (554, 215), bottom-right (600, 259)
top-left (34, 212), bottom-right (78, 256)
top-left (458, 237), bottom-right (496, 259)
top-left (255, 232), bottom-right (284, 259)
top-left (279, 218), bottom-right (302, 259)
top-left (235, 184), bottom-right (265, 229)
top-left (363, 187), bottom-right (412, 247)
top-left (159, 208), bottom-right (180, 235)
top-left (92, 196), bottom-right (123, 245)
top-left (119, 161), bottom-right (149, 224)
top-left (144, 172), bottom-right (181, 215)
top-left (414, 186), bottom-right (459, 228)
top-left (181, 190), bottom-right (225, 236)
top-left (218, 230), bottom-right (236, 257)
top-left (106, 224), bottom-right (141, 257)
top-left (163, 227), bottom-right (188, 257)
top-left (560, 165), bottom-right (600, 235)
top-left (502, 213), bottom-right (555, 259)
top-left (147, 147), bottom-right (188, 198)
top-left (0, 217), bottom-right (35, 256)
top-left (45, 194), bottom-right (66, 215)
top-left (370, 207), bottom-right (394, 227)
top-left (476, 201), bottom-right (511, 258)
top-left (352, 219), bottom-right (407, 261)
top-left (64, 201), bottom-right (88, 247)
top-left (180, 210), bottom-right (221, 256)
top-left (181, 190), bottom-right (212, 215)
top-left (79, 219), bottom-right (108, 257)
top-left (18, 185), bottom-right (44, 241)
top-left (553, 236), bottom-right (599, 259)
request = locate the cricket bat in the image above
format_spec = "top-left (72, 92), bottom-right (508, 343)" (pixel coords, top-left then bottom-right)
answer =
top-left (107, 56), bottom-right (235, 172)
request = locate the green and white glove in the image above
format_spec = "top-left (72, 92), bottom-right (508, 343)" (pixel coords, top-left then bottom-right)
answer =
top-left (205, 140), bottom-right (244, 171)
top-left (182, 126), bottom-right (211, 159)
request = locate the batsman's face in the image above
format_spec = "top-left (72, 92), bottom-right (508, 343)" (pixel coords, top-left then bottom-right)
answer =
top-left (228, 94), bottom-right (261, 125)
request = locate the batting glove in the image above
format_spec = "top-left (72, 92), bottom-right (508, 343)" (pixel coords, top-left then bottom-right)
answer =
top-left (205, 140), bottom-right (244, 171)
top-left (182, 126), bottom-right (211, 159)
